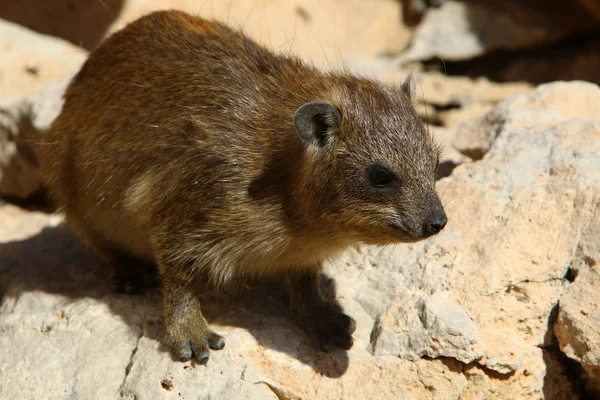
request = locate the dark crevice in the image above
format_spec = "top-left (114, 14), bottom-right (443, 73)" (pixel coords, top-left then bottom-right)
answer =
top-left (458, 149), bottom-right (485, 162)
top-left (420, 355), bottom-right (516, 380)
top-left (1, 189), bottom-right (55, 213)
top-left (542, 304), bottom-right (594, 399)
top-left (368, 316), bottom-right (382, 353)
top-left (564, 267), bottom-right (578, 283)
top-left (432, 103), bottom-right (462, 112)
top-left (436, 160), bottom-right (458, 180)
top-left (118, 330), bottom-right (143, 398)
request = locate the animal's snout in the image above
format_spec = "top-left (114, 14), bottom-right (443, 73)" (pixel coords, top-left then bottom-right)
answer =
top-left (423, 209), bottom-right (447, 236)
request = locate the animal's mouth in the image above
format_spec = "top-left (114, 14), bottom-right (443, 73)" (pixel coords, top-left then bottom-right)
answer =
top-left (389, 222), bottom-right (421, 242)
top-left (389, 222), bottom-right (436, 242)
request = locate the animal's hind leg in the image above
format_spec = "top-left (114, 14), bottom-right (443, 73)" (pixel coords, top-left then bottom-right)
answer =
top-left (105, 249), bottom-right (159, 295)
top-left (63, 214), bottom-right (159, 294)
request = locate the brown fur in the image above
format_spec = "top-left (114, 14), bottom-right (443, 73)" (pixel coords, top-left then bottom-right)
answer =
top-left (38, 10), bottom-right (446, 363)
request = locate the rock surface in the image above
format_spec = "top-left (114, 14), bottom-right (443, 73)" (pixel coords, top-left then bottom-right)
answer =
top-left (0, 19), bottom-right (85, 199)
top-left (1, 81), bottom-right (598, 399)
top-left (0, 19), bottom-right (85, 104)
top-left (398, 0), bottom-right (600, 63)
top-left (0, 77), bottom-right (73, 199)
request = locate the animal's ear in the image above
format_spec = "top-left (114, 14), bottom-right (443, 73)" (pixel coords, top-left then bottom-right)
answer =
top-left (401, 74), bottom-right (417, 104)
top-left (294, 102), bottom-right (341, 149)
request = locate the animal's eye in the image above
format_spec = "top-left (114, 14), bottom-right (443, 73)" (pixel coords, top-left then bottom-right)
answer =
top-left (435, 158), bottom-right (440, 171)
top-left (368, 165), bottom-right (395, 188)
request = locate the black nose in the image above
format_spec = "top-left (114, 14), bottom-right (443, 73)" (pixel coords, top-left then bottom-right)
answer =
top-left (424, 211), bottom-right (448, 235)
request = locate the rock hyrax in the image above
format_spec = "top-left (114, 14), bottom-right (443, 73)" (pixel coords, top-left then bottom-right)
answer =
top-left (38, 10), bottom-right (447, 364)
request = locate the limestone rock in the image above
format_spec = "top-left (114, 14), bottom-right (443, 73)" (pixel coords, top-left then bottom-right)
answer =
top-left (372, 291), bottom-right (481, 363)
top-left (378, 71), bottom-right (533, 108)
top-left (398, 0), bottom-right (600, 63)
top-left (0, 19), bottom-right (85, 105)
top-left (452, 80), bottom-right (600, 160)
top-left (0, 77), bottom-right (73, 199)
top-left (0, 19), bottom-right (85, 199)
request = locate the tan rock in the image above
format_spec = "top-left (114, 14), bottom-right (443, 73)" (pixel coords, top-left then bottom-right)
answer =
top-left (348, 81), bottom-right (599, 396)
top-left (397, 0), bottom-right (600, 63)
top-left (378, 71), bottom-right (533, 108)
top-left (438, 103), bottom-right (491, 129)
top-left (0, 77), bottom-right (74, 199)
top-left (0, 19), bottom-right (85, 199)
top-left (0, 19), bottom-right (85, 104)
top-left (451, 80), bottom-right (600, 160)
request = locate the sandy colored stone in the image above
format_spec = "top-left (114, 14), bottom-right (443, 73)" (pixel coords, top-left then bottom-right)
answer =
top-left (378, 71), bottom-right (533, 108)
top-left (452, 80), bottom-right (600, 160)
top-left (397, 1), bottom-right (541, 62)
top-left (397, 0), bottom-right (599, 63)
top-left (0, 19), bottom-right (85, 199)
top-left (0, 19), bottom-right (85, 105)
top-left (0, 76), bottom-right (73, 199)
top-left (437, 103), bottom-right (491, 130)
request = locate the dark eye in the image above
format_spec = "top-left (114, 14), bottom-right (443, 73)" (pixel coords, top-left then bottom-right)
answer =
top-left (435, 158), bottom-right (440, 171)
top-left (368, 165), bottom-right (395, 188)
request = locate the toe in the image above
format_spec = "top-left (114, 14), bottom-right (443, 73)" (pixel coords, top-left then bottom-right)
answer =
top-left (339, 314), bottom-right (356, 334)
top-left (207, 332), bottom-right (225, 350)
top-left (191, 341), bottom-right (210, 364)
top-left (334, 333), bottom-right (354, 350)
top-left (172, 341), bottom-right (193, 361)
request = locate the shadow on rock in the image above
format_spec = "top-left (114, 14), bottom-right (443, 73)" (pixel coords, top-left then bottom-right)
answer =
top-left (0, 224), bottom-right (350, 378)
top-left (540, 304), bottom-right (592, 399)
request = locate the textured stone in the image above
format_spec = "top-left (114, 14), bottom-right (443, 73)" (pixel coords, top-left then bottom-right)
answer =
top-left (0, 76), bottom-right (73, 199)
top-left (452, 80), bottom-right (600, 160)
top-left (376, 71), bottom-right (533, 109)
top-left (0, 19), bottom-right (85, 199)
top-left (397, 0), bottom-right (600, 63)
top-left (0, 19), bottom-right (85, 105)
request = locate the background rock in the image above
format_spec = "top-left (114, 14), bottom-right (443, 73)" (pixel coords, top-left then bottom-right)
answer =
top-left (0, 76), bottom-right (73, 199)
top-left (398, 0), bottom-right (600, 63)
top-left (0, 19), bottom-right (85, 104)
top-left (0, 0), bottom-right (410, 69)
top-left (0, 19), bottom-right (85, 199)
top-left (396, 1), bottom-right (600, 85)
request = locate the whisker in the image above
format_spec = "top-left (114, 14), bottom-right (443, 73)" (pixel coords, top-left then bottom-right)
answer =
top-left (241, 0), bottom-right (260, 32)
top-left (443, 196), bottom-right (460, 208)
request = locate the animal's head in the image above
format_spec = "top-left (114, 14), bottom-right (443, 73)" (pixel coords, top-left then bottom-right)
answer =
top-left (295, 75), bottom-right (446, 244)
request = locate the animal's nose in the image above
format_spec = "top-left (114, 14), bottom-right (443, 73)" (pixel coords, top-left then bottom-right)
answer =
top-left (424, 210), bottom-right (447, 235)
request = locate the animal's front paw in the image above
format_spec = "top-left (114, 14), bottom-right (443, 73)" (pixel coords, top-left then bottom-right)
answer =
top-left (165, 320), bottom-right (225, 364)
top-left (305, 304), bottom-right (356, 351)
